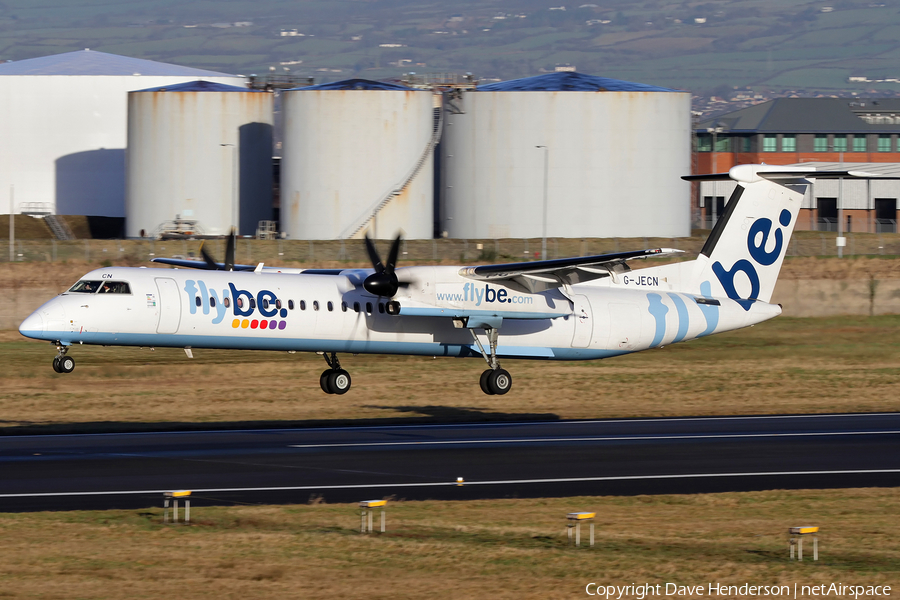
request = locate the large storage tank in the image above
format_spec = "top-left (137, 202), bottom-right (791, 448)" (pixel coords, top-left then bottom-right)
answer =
top-left (126, 81), bottom-right (274, 237)
top-left (441, 72), bottom-right (691, 239)
top-left (0, 50), bottom-right (244, 219)
top-left (281, 79), bottom-right (436, 240)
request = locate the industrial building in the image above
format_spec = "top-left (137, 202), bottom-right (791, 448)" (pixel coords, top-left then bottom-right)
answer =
top-left (0, 50), bottom-right (244, 220)
top-left (440, 72), bottom-right (692, 240)
top-left (696, 98), bottom-right (900, 229)
top-left (126, 81), bottom-right (274, 238)
top-left (280, 79), bottom-right (437, 240)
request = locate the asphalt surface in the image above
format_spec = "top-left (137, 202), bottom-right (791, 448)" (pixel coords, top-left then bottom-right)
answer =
top-left (0, 413), bottom-right (898, 511)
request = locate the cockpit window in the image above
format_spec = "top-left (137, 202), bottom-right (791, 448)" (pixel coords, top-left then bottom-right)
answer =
top-left (98, 281), bottom-right (131, 294)
top-left (68, 280), bottom-right (103, 293)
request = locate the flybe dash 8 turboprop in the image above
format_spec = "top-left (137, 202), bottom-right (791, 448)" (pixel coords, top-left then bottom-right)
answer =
top-left (19, 165), bottom-right (886, 395)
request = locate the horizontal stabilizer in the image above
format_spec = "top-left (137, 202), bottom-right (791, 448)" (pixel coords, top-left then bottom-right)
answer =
top-left (684, 164), bottom-right (900, 183)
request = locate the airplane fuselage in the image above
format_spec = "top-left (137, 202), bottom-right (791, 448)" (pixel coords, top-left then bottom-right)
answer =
top-left (20, 265), bottom-right (780, 362)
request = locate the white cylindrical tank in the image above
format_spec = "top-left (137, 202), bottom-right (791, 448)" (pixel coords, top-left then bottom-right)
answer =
top-left (126, 81), bottom-right (274, 237)
top-left (281, 79), bottom-right (435, 240)
top-left (0, 50), bottom-right (245, 219)
top-left (441, 72), bottom-right (691, 239)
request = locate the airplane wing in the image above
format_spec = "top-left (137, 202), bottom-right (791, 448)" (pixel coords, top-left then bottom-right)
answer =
top-left (458, 248), bottom-right (683, 294)
top-left (150, 257), bottom-right (343, 275)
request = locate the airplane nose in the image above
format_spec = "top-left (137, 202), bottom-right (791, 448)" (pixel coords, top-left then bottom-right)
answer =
top-left (18, 311), bottom-right (44, 339)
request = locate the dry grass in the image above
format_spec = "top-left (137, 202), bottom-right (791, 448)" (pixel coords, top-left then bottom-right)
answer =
top-left (0, 489), bottom-right (896, 599)
top-left (1, 314), bottom-right (899, 431)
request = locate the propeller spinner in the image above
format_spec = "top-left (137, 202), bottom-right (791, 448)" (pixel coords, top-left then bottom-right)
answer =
top-left (363, 234), bottom-right (402, 297)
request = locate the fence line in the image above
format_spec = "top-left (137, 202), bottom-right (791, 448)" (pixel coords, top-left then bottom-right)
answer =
top-left (3, 233), bottom-right (900, 265)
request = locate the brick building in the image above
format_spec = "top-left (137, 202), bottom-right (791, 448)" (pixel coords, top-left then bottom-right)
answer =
top-left (695, 98), bottom-right (900, 231)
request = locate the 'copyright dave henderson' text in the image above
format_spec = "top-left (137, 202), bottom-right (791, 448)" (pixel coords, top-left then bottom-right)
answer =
top-left (585, 583), bottom-right (892, 599)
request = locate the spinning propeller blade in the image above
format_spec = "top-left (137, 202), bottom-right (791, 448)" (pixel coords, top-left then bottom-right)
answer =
top-left (363, 233), bottom-right (402, 297)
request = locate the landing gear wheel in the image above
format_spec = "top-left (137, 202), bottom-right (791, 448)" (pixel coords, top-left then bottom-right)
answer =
top-left (328, 369), bottom-right (352, 395)
top-left (487, 368), bottom-right (512, 395)
top-left (52, 357), bottom-right (62, 373)
top-left (58, 356), bottom-right (75, 374)
top-left (479, 369), bottom-right (495, 395)
top-left (320, 370), bottom-right (335, 394)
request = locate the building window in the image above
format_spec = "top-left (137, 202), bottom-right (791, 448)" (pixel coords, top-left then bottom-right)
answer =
top-left (879, 135), bottom-right (892, 152)
top-left (763, 135), bottom-right (777, 152)
top-left (833, 135), bottom-right (847, 152)
top-left (781, 135), bottom-right (796, 152)
top-left (697, 135), bottom-right (712, 152)
top-left (741, 137), bottom-right (751, 152)
top-left (714, 137), bottom-right (730, 152)
top-left (853, 136), bottom-right (867, 152)
top-left (814, 134), bottom-right (828, 152)
top-left (817, 198), bottom-right (837, 232)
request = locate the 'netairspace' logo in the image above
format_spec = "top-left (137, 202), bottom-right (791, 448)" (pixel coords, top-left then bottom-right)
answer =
top-left (436, 283), bottom-right (534, 306)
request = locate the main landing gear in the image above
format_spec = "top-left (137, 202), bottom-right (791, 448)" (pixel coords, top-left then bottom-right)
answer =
top-left (319, 352), bottom-right (351, 395)
top-left (470, 328), bottom-right (512, 395)
top-left (51, 344), bottom-right (75, 374)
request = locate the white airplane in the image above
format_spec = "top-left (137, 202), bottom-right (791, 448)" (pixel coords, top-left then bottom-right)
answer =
top-left (18, 164), bottom-right (878, 395)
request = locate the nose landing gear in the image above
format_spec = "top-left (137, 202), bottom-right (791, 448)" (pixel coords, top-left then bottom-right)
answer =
top-left (319, 352), bottom-right (351, 395)
top-left (51, 344), bottom-right (75, 374)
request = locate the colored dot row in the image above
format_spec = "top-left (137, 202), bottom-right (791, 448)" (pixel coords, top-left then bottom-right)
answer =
top-left (232, 319), bottom-right (287, 330)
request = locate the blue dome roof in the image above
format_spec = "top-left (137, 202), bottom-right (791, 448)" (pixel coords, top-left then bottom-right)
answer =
top-left (476, 72), bottom-right (676, 92)
top-left (294, 78), bottom-right (413, 91)
top-left (135, 80), bottom-right (257, 93)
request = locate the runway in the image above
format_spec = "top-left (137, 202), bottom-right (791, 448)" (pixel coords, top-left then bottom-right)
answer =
top-left (0, 413), bottom-right (898, 511)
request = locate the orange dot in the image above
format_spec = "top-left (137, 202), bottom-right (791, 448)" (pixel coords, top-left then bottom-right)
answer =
top-left (241, 319), bottom-right (250, 329)
top-left (232, 319), bottom-right (240, 328)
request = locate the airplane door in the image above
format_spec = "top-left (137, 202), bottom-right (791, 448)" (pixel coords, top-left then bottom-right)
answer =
top-left (571, 294), bottom-right (593, 348)
top-left (608, 303), bottom-right (640, 350)
top-left (155, 278), bottom-right (182, 334)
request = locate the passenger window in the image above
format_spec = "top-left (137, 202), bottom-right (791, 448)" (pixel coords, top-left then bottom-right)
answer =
top-left (275, 299), bottom-right (282, 309)
top-left (195, 297), bottom-right (202, 307)
top-left (341, 301), bottom-right (347, 312)
top-left (288, 300), bottom-right (294, 310)
top-left (354, 302), bottom-right (360, 313)
top-left (366, 302), bottom-right (372, 314)
top-left (327, 301), bottom-right (334, 312)
top-left (210, 297), bottom-right (216, 307)
top-left (237, 298), bottom-right (244, 308)
top-left (250, 299), bottom-right (256, 309)
top-left (224, 297), bottom-right (231, 308)
top-left (313, 300), bottom-right (320, 311)
top-left (300, 300), bottom-right (306, 310)
top-left (68, 280), bottom-right (102, 293)
top-left (262, 299), bottom-right (269, 309)
top-left (378, 303), bottom-right (385, 314)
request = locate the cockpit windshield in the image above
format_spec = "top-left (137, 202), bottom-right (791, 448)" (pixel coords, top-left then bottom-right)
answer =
top-left (68, 280), bottom-right (102, 293)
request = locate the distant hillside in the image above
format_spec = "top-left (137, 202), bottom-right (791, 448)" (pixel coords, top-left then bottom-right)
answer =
top-left (2, 0), bottom-right (900, 95)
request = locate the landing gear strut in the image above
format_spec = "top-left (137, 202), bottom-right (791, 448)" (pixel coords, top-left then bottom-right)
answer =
top-left (470, 328), bottom-right (512, 395)
top-left (319, 352), bottom-right (351, 395)
top-left (51, 344), bottom-right (75, 374)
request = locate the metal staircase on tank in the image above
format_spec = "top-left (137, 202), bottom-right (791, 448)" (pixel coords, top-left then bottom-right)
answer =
top-left (341, 100), bottom-right (444, 240)
top-left (45, 215), bottom-right (75, 240)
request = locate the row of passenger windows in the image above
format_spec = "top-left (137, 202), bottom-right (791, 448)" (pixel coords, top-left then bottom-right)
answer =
top-left (194, 295), bottom-right (388, 314)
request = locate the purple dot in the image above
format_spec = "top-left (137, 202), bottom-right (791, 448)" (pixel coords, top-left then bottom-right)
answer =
top-left (269, 320), bottom-right (277, 329)
top-left (278, 320), bottom-right (286, 330)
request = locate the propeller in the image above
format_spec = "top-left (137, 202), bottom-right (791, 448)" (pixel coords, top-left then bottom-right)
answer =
top-left (199, 229), bottom-right (236, 271)
top-left (363, 233), bottom-right (402, 297)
